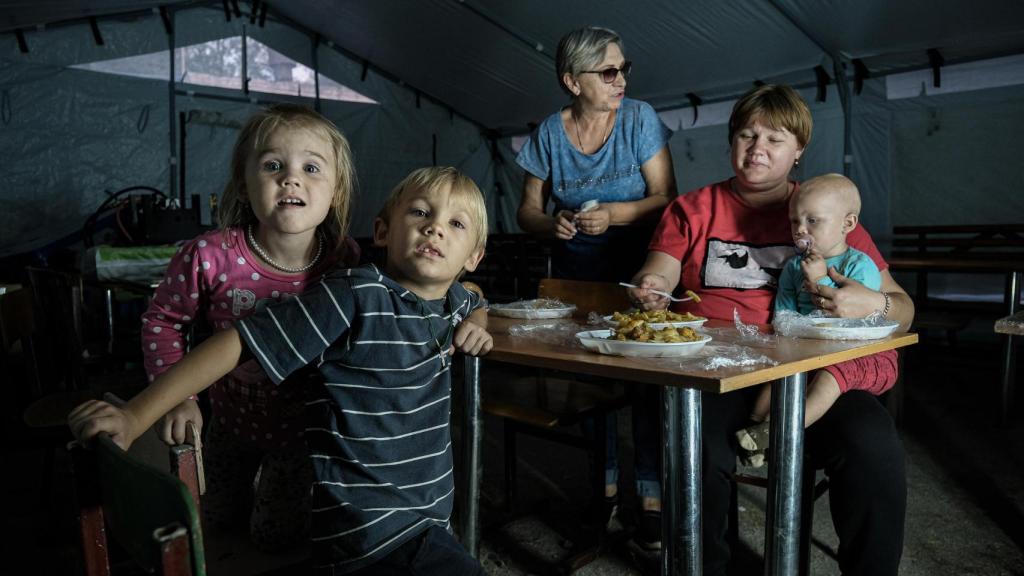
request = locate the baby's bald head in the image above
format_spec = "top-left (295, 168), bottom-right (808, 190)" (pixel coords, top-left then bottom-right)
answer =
top-left (797, 173), bottom-right (861, 217)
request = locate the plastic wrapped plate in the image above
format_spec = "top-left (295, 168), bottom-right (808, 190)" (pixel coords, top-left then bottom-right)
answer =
top-left (576, 330), bottom-right (712, 358)
top-left (489, 299), bottom-right (576, 319)
top-left (799, 317), bottom-right (900, 340)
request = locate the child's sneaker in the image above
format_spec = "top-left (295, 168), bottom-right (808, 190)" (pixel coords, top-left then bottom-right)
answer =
top-left (739, 449), bottom-right (766, 468)
top-left (735, 420), bottom-right (771, 452)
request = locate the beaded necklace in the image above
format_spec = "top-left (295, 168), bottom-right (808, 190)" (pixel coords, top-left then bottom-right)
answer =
top-left (246, 223), bottom-right (324, 274)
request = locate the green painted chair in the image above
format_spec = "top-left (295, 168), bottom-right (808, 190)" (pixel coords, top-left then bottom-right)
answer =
top-left (72, 434), bottom-right (205, 576)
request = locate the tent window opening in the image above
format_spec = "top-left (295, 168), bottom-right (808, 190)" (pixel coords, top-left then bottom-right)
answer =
top-left (71, 36), bottom-right (377, 104)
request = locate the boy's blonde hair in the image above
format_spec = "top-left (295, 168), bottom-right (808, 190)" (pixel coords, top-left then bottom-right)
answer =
top-left (377, 166), bottom-right (489, 253)
top-left (218, 103), bottom-right (356, 253)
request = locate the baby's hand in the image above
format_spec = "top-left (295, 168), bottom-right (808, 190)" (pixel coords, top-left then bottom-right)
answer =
top-left (800, 250), bottom-right (828, 289)
top-left (453, 321), bottom-right (493, 356)
top-left (68, 399), bottom-right (140, 451)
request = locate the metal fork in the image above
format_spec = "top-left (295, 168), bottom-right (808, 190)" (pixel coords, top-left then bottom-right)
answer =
top-left (618, 282), bottom-right (695, 302)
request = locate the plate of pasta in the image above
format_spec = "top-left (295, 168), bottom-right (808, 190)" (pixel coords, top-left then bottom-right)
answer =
top-left (603, 309), bottom-right (707, 329)
top-left (576, 324), bottom-right (711, 358)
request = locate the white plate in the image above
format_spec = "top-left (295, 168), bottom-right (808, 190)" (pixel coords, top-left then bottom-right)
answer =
top-left (489, 300), bottom-right (576, 319)
top-left (603, 315), bottom-right (707, 329)
top-left (576, 330), bottom-right (712, 358)
top-left (798, 318), bottom-right (900, 340)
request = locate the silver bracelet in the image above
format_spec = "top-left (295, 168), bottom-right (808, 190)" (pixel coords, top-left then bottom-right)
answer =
top-left (881, 291), bottom-right (892, 318)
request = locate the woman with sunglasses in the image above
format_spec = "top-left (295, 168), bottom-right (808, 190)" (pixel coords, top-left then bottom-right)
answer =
top-left (515, 25), bottom-right (677, 552)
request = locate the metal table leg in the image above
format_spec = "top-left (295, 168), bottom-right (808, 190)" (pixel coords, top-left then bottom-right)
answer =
top-left (460, 355), bottom-right (482, 557)
top-left (765, 372), bottom-right (807, 576)
top-left (662, 386), bottom-right (702, 576)
top-left (999, 271), bottom-right (1021, 427)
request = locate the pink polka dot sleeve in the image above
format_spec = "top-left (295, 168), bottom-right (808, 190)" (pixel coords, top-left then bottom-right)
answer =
top-left (141, 239), bottom-right (209, 383)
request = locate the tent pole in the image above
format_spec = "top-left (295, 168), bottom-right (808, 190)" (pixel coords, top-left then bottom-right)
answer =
top-left (766, 1), bottom-right (853, 176)
top-left (167, 9), bottom-right (178, 205)
top-left (833, 56), bottom-right (853, 177)
top-left (312, 34), bottom-right (321, 112)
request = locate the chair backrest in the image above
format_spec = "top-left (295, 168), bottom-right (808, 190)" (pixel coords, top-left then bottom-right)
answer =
top-left (0, 287), bottom-right (38, 405)
top-left (25, 267), bottom-right (88, 395)
top-left (538, 278), bottom-right (631, 318)
top-left (72, 434), bottom-right (206, 576)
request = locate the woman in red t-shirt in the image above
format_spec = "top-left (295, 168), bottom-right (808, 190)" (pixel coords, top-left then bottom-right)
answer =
top-left (629, 84), bottom-right (915, 576)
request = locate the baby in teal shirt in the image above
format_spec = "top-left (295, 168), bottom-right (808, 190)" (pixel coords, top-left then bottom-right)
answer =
top-left (738, 174), bottom-right (881, 466)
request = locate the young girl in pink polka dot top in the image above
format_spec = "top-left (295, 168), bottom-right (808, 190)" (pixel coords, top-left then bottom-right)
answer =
top-left (141, 104), bottom-right (360, 551)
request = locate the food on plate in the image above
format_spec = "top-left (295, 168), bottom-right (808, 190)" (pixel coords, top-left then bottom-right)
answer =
top-left (610, 309), bottom-right (704, 324)
top-left (610, 322), bottom-right (702, 343)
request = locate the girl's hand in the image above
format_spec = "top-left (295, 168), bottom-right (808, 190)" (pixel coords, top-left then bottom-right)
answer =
top-left (553, 210), bottom-right (577, 240)
top-left (815, 268), bottom-right (887, 318)
top-left (68, 400), bottom-right (141, 451)
top-left (800, 249), bottom-right (828, 293)
top-left (453, 321), bottom-right (493, 356)
top-left (159, 399), bottom-right (204, 446)
top-left (628, 273), bottom-right (671, 311)
top-left (574, 206), bottom-right (610, 236)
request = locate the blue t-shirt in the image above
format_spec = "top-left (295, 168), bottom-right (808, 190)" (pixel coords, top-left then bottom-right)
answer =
top-left (775, 247), bottom-right (881, 314)
top-left (516, 98), bottom-right (673, 281)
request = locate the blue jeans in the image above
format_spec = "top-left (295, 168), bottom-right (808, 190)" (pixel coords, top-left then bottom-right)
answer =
top-left (582, 383), bottom-right (662, 500)
top-left (344, 525), bottom-right (484, 576)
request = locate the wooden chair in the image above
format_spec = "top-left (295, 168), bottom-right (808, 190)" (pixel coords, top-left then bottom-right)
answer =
top-left (482, 279), bottom-right (632, 540)
top-left (18, 268), bottom-right (145, 512)
top-left (72, 433), bottom-right (205, 576)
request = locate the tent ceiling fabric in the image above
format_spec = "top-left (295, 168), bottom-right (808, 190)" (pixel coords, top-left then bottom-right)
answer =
top-left (3, 0), bottom-right (1024, 130)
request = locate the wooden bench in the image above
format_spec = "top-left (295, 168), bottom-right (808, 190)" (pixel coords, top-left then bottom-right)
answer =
top-left (889, 224), bottom-right (1024, 341)
top-left (890, 224), bottom-right (1024, 303)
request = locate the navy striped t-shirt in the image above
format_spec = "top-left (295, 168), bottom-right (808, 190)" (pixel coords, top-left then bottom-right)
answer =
top-left (236, 264), bottom-right (482, 573)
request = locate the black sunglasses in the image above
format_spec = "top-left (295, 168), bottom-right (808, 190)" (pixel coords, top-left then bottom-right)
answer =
top-left (580, 61), bottom-right (632, 83)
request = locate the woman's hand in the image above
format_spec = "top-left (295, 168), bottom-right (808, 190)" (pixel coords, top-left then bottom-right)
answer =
top-left (553, 209), bottom-right (578, 240)
top-left (815, 267), bottom-right (887, 318)
top-left (68, 399), bottom-right (141, 451)
top-left (158, 399), bottom-right (204, 446)
top-left (628, 273), bottom-right (672, 311)
top-left (453, 321), bottom-right (493, 356)
top-left (574, 206), bottom-right (611, 236)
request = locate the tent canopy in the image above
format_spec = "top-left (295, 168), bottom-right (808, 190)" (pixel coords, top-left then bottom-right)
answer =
top-left (2, 0), bottom-right (1023, 306)
top-left (5, 0), bottom-right (1024, 132)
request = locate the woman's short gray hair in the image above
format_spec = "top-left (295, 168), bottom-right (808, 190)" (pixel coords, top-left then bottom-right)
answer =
top-left (556, 26), bottom-right (623, 96)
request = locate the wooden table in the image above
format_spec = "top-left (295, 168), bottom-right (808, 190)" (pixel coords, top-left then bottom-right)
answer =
top-left (456, 318), bottom-right (917, 576)
top-left (889, 254), bottom-right (1023, 425)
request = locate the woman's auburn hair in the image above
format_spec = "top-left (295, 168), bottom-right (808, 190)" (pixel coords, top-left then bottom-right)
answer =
top-left (728, 84), bottom-right (813, 149)
top-left (218, 103), bottom-right (356, 253)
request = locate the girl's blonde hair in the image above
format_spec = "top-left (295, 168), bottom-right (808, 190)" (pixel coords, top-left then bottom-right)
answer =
top-left (218, 103), bottom-right (356, 253)
top-left (377, 166), bottom-right (488, 253)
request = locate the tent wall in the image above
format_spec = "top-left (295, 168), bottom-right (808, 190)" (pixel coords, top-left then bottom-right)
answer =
top-left (0, 6), bottom-right (498, 258)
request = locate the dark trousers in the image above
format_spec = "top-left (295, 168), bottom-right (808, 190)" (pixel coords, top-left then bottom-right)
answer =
top-left (702, 388), bottom-right (906, 576)
top-left (345, 525), bottom-right (484, 576)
